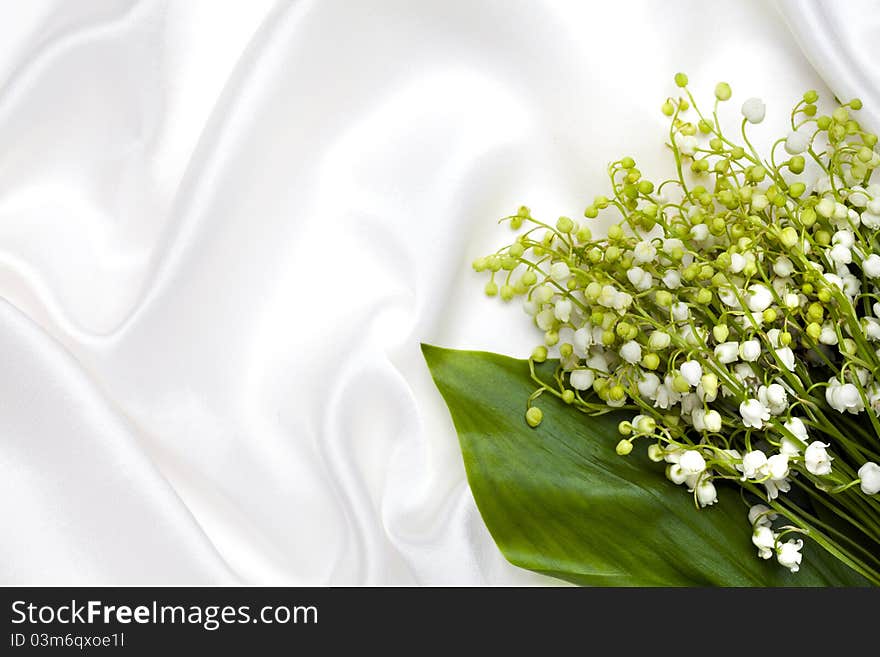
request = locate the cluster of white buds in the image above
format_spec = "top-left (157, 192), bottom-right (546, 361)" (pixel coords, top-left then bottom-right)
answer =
top-left (475, 74), bottom-right (880, 580)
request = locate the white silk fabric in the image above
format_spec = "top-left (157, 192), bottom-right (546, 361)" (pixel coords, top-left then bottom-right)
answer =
top-left (0, 0), bottom-right (871, 584)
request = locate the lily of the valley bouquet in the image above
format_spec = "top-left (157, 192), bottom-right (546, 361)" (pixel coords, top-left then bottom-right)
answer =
top-left (424, 74), bottom-right (880, 586)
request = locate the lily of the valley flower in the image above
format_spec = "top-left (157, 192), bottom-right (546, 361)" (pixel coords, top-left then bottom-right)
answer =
top-left (776, 538), bottom-right (804, 573)
top-left (740, 400), bottom-right (771, 429)
top-left (804, 441), bottom-right (833, 475)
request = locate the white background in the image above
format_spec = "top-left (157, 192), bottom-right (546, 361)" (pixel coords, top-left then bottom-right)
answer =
top-left (0, 0), bottom-right (875, 584)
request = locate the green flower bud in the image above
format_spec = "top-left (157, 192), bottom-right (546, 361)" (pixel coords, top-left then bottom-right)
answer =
top-left (500, 256), bottom-right (517, 270)
top-left (803, 104), bottom-right (817, 116)
top-left (616, 439), bottom-right (634, 456)
top-left (789, 182), bottom-right (806, 198)
top-left (559, 343), bottom-right (573, 358)
top-left (562, 389), bottom-right (575, 404)
top-left (584, 205), bottom-right (599, 218)
top-left (696, 288), bottom-right (713, 305)
top-left (531, 345), bottom-right (548, 362)
top-left (608, 385), bottom-right (626, 402)
top-left (815, 230), bottom-right (831, 246)
top-left (803, 90), bottom-right (819, 104)
top-left (556, 216), bottom-right (574, 233)
top-left (500, 284), bottom-right (514, 301)
top-left (472, 257), bottom-right (488, 272)
top-left (661, 100), bottom-right (675, 116)
top-left (576, 225), bottom-right (592, 242)
top-left (817, 115), bottom-right (831, 130)
top-left (654, 290), bottom-right (673, 307)
top-left (648, 444), bottom-right (665, 462)
top-left (664, 414), bottom-right (681, 427)
top-left (713, 324), bottom-right (730, 342)
top-left (641, 353), bottom-right (660, 370)
top-left (800, 207), bottom-right (817, 226)
top-left (585, 282), bottom-right (602, 302)
top-left (715, 82), bottom-right (732, 101)
top-left (601, 330), bottom-right (616, 346)
top-left (521, 270), bottom-right (537, 286)
top-left (807, 303), bottom-right (824, 322)
top-left (525, 407), bottom-right (543, 428)
top-left (841, 338), bottom-right (857, 355)
top-left (762, 308), bottom-right (777, 323)
top-left (485, 280), bottom-right (498, 296)
top-left (817, 289), bottom-right (831, 303)
top-left (637, 416), bottom-right (656, 433)
top-left (701, 373), bottom-right (718, 397)
top-left (605, 246), bottom-right (621, 262)
top-left (712, 272), bottom-right (730, 287)
top-left (618, 421), bottom-right (633, 436)
top-left (833, 106), bottom-right (849, 123)
top-left (638, 180), bottom-right (655, 195)
top-left (674, 72), bottom-right (689, 87)
top-left (607, 224), bottom-right (625, 241)
top-left (672, 374), bottom-right (691, 393)
top-left (850, 97), bottom-right (863, 110)
top-left (682, 264), bottom-right (700, 282)
top-left (780, 331), bottom-right (792, 346)
top-left (789, 156), bottom-right (805, 174)
top-left (858, 146), bottom-right (874, 163)
top-left (731, 146), bottom-right (746, 160)
top-left (779, 226), bottom-right (799, 248)
top-left (545, 330), bottom-right (559, 346)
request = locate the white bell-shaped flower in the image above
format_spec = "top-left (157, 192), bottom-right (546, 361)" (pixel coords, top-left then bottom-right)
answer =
top-left (752, 526), bottom-right (776, 559)
top-left (569, 369), bottom-right (595, 391)
top-left (632, 240), bottom-right (657, 264)
top-left (619, 340), bottom-right (642, 365)
top-left (679, 450), bottom-right (706, 476)
top-left (742, 97), bottom-right (766, 123)
top-left (739, 340), bottom-right (761, 362)
top-left (858, 462), bottom-right (880, 495)
top-left (695, 479), bottom-right (718, 507)
top-left (679, 360), bottom-right (702, 387)
top-left (549, 261), bottom-right (570, 281)
top-left (804, 441), bottom-right (833, 475)
top-left (776, 539), bottom-right (804, 573)
top-left (554, 298), bottom-right (572, 322)
top-left (739, 449), bottom-right (769, 478)
top-left (746, 284), bottom-right (773, 312)
top-left (714, 341), bottom-right (739, 364)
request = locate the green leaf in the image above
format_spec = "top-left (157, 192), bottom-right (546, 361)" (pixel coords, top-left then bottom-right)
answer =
top-left (422, 344), bottom-right (869, 586)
